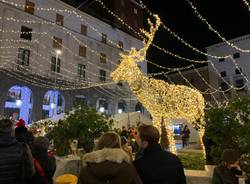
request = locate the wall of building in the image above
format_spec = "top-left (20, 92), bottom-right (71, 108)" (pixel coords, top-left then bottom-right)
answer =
top-left (0, 0), bottom-right (149, 122)
top-left (206, 34), bottom-right (250, 100)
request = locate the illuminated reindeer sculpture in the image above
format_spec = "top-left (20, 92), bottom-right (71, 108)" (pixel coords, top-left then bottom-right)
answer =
top-left (111, 15), bottom-right (205, 154)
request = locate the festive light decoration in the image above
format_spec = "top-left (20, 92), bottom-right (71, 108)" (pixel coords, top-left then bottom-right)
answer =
top-left (1, 1), bottom-right (247, 100)
top-left (111, 15), bottom-right (206, 155)
top-left (186, 0), bottom-right (250, 53)
top-left (163, 73), bottom-right (222, 105)
top-left (138, 0), bottom-right (231, 59)
top-left (241, 0), bottom-right (250, 11)
top-left (0, 66), bottom-right (116, 90)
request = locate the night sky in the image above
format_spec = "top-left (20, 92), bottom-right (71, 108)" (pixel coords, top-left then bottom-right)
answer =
top-left (141, 0), bottom-right (250, 74)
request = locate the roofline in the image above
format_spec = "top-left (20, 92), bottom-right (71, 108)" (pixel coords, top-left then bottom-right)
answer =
top-left (206, 34), bottom-right (250, 50)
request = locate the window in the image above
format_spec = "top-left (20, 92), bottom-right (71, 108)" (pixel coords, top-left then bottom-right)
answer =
top-left (25, 0), bottom-right (35, 14)
top-left (220, 71), bottom-right (227, 77)
top-left (233, 53), bottom-right (240, 59)
top-left (20, 26), bottom-right (32, 40)
top-left (101, 33), bottom-right (107, 44)
top-left (79, 45), bottom-right (86, 57)
top-left (100, 70), bottom-right (106, 82)
top-left (134, 8), bottom-right (138, 15)
top-left (53, 37), bottom-right (62, 50)
top-left (100, 53), bottom-right (106, 63)
top-left (17, 48), bottom-right (30, 66)
top-left (56, 14), bottom-right (64, 26)
top-left (220, 82), bottom-right (229, 91)
top-left (51, 56), bottom-right (61, 73)
top-left (81, 24), bottom-right (87, 35)
top-left (219, 58), bottom-right (225, 62)
top-left (118, 41), bottom-right (123, 50)
top-left (235, 79), bottom-right (244, 88)
top-left (120, 0), bottom-right (125, 7)
top-left (78, 64), bottom-right (85, 79)
top-left (235, 68), bottom-right (242, 75)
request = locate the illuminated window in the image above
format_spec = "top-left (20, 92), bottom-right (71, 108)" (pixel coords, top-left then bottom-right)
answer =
top-left (56, 14), bottom-right (64, 26)
top-left (25, 0), bottom-right (35, 14)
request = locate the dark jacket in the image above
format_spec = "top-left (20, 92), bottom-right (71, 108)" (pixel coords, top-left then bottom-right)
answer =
top-left (133, 144), bottom-right (186, 184)
top-left (78, 148), bottom-right (142, 184)
top-left (32, 148), bottom-right (56, 184)
top-left (212, 163), bottom-right (240, 184)
top-left (0, 134), bottom-right (34, 184)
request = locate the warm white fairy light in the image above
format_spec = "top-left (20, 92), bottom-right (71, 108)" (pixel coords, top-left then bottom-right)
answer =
top-left (138, 0), bottom-right (232, 59)
top-left (111, 15), bottom-right (206, 155)
top-left (241, 0), bottom-right (250, 11)
top-left (186, 0), bottom-right (250, 53)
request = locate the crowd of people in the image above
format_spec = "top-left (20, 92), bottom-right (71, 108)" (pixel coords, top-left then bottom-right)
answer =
top-left (0, 118), bottom-right (56, 184)
top-left (0, 118), bottom-right (246, 184)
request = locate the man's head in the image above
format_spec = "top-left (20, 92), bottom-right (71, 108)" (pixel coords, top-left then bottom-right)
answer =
top-left (221, 149), bottom-right (240, 167)
top-left (136, 125), bottom-right (160, 149)
top-left (0, 119), bottom-right (14, 136)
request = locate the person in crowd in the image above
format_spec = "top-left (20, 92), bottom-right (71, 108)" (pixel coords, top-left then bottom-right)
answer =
top-left (0, 119), bottom-right (34, 184)
top-left (121, 136), bottom-right (133, 160)
top-left (212, 149), bottom-right (243, 184)
top-left (202, 128), bottom-right (216, 165)
top-left (78, 132), bottom-right (142, 184)
top-left (31, 136), bottom-right (56, 184)
top-left (181, 125), bottom-right (190, 148)
top-left (120, 126), bottom-right (129, 138)
top-left (133, 125), bottom-right (186, 184)
top-left (15, 118), bottom-right (34, 146)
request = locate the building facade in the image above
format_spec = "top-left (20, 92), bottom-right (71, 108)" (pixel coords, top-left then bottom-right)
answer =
top-left (206, 34), bottom-right (250, 100)
top-left (0, 0), bottom-right (147, 123)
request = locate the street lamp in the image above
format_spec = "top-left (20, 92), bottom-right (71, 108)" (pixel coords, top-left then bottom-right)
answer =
top-left (99, 107), bottom-right (105, 113)
top-left (55, 49), bottom-right (62, 74)
top-left (118, 109), bottom-right (123, 114)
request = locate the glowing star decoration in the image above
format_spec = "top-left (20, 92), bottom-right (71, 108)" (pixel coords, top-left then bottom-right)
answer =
top-left (111, 15), bottom-right (206, 155)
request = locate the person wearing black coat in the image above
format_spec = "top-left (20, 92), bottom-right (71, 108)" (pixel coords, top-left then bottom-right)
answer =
top-left (0, 119), bottom-right (35, 184)
top-left (31, 136), bottom-right (56, 184)
top-left (133, 125), bottom-right (186, 184)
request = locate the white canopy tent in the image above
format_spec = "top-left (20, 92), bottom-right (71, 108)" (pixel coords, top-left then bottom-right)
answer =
top-left (112, 111), bottom-right (152, 129)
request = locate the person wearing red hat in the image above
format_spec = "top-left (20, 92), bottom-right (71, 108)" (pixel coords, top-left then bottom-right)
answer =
top-left (15, 118), bottom-right (34, 147)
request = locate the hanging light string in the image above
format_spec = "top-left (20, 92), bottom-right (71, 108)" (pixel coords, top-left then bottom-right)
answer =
top-left (0, 45), bottom-right (112, 81)
top-left (0, 16), bottom-right (201, 72)
top-left (138, 0), bottom-right (231, 59)
top-left (185, 0), bottom-right (250, 53)
top-left (209, 61), bottom-right (247, 94)
top-left (0, 51), bottom-right (117, 89)
top-left (241, 0), bottom-right (250, 11)
top-left (210, 91), bottom-right (220, 106)
top-left (163, 70), bottom-right (221, 108)
top-left (0, 31), bottom-right (117, 80)
top-left (0, 66), bottom-right (117, 90)
top-left (0, 58), bottom-right (108, 89)
top-left (1, 1), bottom-right (248, 95)
top-left (1, 58), bottom-right (78, 86)
top-left (1, 37), bottom-right (249, 93)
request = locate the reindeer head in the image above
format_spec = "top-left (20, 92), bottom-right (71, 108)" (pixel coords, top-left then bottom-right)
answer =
top-left (111, 15), bottom-right (161, 83)
top-left (111, 48), bottom-right (139, 83)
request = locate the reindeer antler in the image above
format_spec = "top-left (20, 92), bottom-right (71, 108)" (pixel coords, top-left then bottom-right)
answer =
top-left (136, 14), bottom-right (161, 61)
